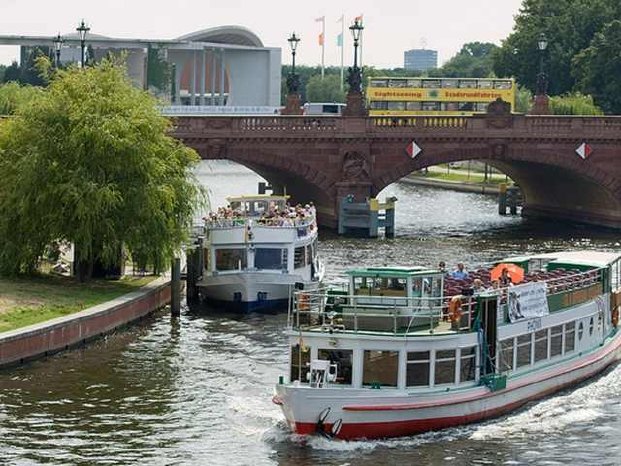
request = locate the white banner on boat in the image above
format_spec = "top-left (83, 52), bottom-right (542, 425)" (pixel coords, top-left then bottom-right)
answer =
top-left (507, 282), bottom-right (549, 323)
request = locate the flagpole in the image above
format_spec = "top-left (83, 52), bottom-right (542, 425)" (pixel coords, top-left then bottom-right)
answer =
top-left (340, 15), bottom-right (344, 91)
top-left (321, 17), bottom-right (325, 79)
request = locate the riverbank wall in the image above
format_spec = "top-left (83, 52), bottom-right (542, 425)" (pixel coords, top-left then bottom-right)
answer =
top-left (0, 276), bottom-right (171, 368)
top-left (400, 175), bottom-right (501, 196)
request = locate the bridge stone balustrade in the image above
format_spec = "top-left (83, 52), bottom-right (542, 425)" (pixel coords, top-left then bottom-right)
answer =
top-left (171, 113), bottom-right (621, 230)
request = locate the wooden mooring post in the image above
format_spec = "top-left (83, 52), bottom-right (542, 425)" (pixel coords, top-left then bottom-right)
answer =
top-left (171, 257), bottom-right (181, 317)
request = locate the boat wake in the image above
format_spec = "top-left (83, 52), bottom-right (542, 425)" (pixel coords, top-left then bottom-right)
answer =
top-left (471, 364), bottom-right (621, 441)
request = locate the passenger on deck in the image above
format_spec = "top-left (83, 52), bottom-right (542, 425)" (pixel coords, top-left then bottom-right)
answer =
top-left (472, 279), bottom-right (485, 296)
top-left (438, 261), bottom-right (447, 274)
top-left (499, 268), bottom-right (513, 287)
top-left (450, 263), bottom-right (469, 280)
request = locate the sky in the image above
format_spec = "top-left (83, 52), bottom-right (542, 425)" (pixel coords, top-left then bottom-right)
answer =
top-left (0, 0), bottom-right (524, 68)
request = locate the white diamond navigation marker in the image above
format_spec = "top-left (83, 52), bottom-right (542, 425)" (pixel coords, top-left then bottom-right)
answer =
top-left (406, 140), bottom-right (422, 159)
top-left (575, 142), bottom-right (593, 160)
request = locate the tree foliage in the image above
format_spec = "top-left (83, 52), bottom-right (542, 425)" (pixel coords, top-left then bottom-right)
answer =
top-left (493, 0), bottom-right (621, 101)
top-left (549, 93), bottom-right (603, 115)
top-left (433, 42), bottom-right (498, 78)
top-left (0, 82), bottom-right (41, 115)
top-left (573, 20), bottom-right (621, 114)
top-left (0, 60), bottom-right (204, 278)
top-left (305, 74), bottom-right (345, 102)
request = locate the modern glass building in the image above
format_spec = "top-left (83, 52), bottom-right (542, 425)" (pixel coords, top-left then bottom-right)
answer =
top-left (404, 49), bottom-right (438, 72)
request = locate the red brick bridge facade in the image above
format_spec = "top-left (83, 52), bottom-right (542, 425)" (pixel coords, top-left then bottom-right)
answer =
top-left (172, 113), bottom-right (621, 230)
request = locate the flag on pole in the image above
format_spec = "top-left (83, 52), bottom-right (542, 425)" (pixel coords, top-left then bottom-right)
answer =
top-left (318, 33), bottom-right (324, 46)
top-left (354, 14), bottom-right (363, 23)
top-left (336, 33), bottom-right (343, 46)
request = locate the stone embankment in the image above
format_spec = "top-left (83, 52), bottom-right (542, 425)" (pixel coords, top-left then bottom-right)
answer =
top-left (0, 276), bottom-right (171, 368)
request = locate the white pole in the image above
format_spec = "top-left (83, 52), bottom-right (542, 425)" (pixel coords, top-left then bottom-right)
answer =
top-left (340, 15), bottom-right (344, 91)
top-left (321, 17), bottom-right (325, 79)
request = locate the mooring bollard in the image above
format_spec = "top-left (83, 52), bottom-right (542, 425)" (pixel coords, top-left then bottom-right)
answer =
top-left (498, 183), bottom-right (507, 215)
top-left (171, 257), bottom-right (181, 317)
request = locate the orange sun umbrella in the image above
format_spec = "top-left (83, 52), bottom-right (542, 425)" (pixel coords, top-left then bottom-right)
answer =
top-left (490, 263), bottom-right (525, 284)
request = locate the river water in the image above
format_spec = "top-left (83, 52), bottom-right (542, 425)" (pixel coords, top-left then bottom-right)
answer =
top-left (1, 161), bottom-right (621, 465)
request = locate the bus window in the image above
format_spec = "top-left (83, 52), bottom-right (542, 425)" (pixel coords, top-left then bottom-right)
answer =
top-left (494, 80), bottom-right (513, 90)
top-left (406, 102), bottom-right (422, 111)
top-left (458, 80), bottom-right (477, 89)
top-left (370, 79), bottom-right (388, 87)
top-left (370, 101), bottom-right (388, 110)
top-left (422, 102), bottom-right (440, 111)
top-left (441, 79), bottom-right (458, 88)
top-left (387, 101), bottom-right (406, 111)
top-left (443, 102), bottom-right (460, 111)
top-left (478, 80), bottom-right (493, 89)
top-left (475, 103), bottom-right (489, 112)
top-left (422, 79), bottom-right (441, 88)
top-left (389, 79), bottom-right (407, 88)
top-left (406, 79), bottom-right (422, 87)
top-left (458, 102), bottom-right (474, 111)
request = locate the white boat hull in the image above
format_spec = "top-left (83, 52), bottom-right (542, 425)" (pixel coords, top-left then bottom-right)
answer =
top-left (274, 330), bottom-right (621, 439)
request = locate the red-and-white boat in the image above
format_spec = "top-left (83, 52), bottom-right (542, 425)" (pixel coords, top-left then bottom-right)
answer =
top-left (273, 251), bottom-right (621, 440)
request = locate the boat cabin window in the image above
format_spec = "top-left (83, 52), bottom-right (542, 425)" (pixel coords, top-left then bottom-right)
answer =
top-left (318, 349), bottom-right (353, 385)
top-left (516, 334), bottom-right (532, 368)
top-left (434, 349), bottom-right (456, 385)
top-left (534, 329), bottom-right (548, 362)
top-left (578, 321), bottom-right (584, 341)
top-left (406, 351), bottom-right (430, 387)
top-left (290, 344), bottom-right (310, 383)
top-left (215, 248), bottom-right (247, 271)
top-left (353, 276), bottom-right (407, 298)
top-left (550, 325), bottom-right (563, 357)
top-left (254, 248), bottom-right (286, 270)
top-left (499, 338), bottom-right (514, 372)
top-left (527, 258), bottom-right (552, 273)
top-left (294, 247), bottom-right (306, 268)
top-left (611, 259), bottom-right (621, 290)
top-left (363, 350), bottom-right (398, 387)
top-left (460, 347), bottom-right (476, 382)
top-left (565, 321), bottom-right (576, 353)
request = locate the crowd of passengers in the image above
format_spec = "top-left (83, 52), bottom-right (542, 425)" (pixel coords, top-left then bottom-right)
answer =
top-left (438, 261), bottom-right (600, 298)
top-left (205, 202), bottom-right (316, 228)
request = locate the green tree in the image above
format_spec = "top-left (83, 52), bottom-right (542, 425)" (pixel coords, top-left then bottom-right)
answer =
top-left (146, 45), bottom-right (171, 95)
top-left (493, 0), bottom-right (620, 95)
top-left (0, 59), bottom-right (204, 279)
top-left (439, 42), bottom-right (498, 78)
top-left (573, 20), bottom-right (621, 114)
top-left (515, 86), bottom-right (533, 113)
top-left (549, 93), bottom-right (603, 115)
top-left (305, 74), bottom-right (345, 102)
top-left (0, 82), bottom-right (41, 115)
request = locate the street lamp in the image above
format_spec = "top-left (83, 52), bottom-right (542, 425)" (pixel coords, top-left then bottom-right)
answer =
top-left (53, 33), bottom-right (64, 68)
top-left (343, 18), bottom-right (367, 117)
top-left (286, 32), bottom-right (300, 93)
top-left (350, 19), bottom-right (363, 70)
top-left (76, 20), bottom-right (90, 68)
top-left (536, 32), bottom-right (548, 96)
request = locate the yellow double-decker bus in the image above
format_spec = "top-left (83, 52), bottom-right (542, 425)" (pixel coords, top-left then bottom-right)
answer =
top-left (366, 77), bottom-right (516, 116)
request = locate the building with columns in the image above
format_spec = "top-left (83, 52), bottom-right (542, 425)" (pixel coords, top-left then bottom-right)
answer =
top-left (0, 25), bottom-right (281, 108)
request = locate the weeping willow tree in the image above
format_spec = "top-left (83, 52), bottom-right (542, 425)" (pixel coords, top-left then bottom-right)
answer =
top-left (0, 59), bottom-right (204, 280)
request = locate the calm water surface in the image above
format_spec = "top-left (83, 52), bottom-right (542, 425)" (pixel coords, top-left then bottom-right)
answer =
top-left (1, 161), bottom-right (621, 465)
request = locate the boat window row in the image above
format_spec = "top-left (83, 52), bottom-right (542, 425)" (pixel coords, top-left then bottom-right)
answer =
top-left (498, 313), bottom-right (603, 372)
top-left (369, 101), bottom-right (490, 112)
top-left (369, 78), bottom-right (513, 90)
top-left (215, 241), bottom-right (317, 272)
top-left (290, 345), bottom-right (477, 388)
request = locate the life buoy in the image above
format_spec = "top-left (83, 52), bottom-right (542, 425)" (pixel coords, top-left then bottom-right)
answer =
top-left (612, 307), bottom-right (619, 327)
top-left (448, 296), bottom-right (463, 324)
top-left (298, 292), bottom-right (310, 311)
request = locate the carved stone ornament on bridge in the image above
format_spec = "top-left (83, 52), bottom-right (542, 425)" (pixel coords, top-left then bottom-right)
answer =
top-left (342, 151), bottom-right (370, 181)
top-left (200, 118), bottom-right (232, 130)
top-left (491, 143), bottom-right (507, 157)
top-left (485, 97), bottom-right (513, 129)
top-left (207, 139), bottom-right (227, 158)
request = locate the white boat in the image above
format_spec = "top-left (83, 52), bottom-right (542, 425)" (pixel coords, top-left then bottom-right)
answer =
top-left (197, 195), bottom-right (324, 312)
top-left (273, 251), bottom-right (621, 439)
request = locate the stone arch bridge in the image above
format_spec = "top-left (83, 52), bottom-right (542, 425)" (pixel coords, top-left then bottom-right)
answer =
top-left (172, 113), bottom-right (621, 230)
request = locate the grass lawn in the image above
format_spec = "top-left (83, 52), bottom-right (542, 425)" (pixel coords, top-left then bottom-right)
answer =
top-left (417, 169), bottom-right (510, 185)
top-left (0, 274), bottom-right (157, 333)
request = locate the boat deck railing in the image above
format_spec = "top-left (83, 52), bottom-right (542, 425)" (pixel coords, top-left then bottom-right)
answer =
top-left (204, 216), bottom-right (316, 230)
top-left (289, 267), bottom-right (606, 335)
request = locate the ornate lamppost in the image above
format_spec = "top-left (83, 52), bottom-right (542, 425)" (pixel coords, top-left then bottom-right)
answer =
top-left (76, 20), bottom-right (90, 68)
top-left (343, 18), bottom-right (368, 117)
top-left (53, 33), bottom-right (64, 68)
top-left (283, 32), bottom-right (303, 115)
top-left (532, 32), bottom-right (550, 114)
